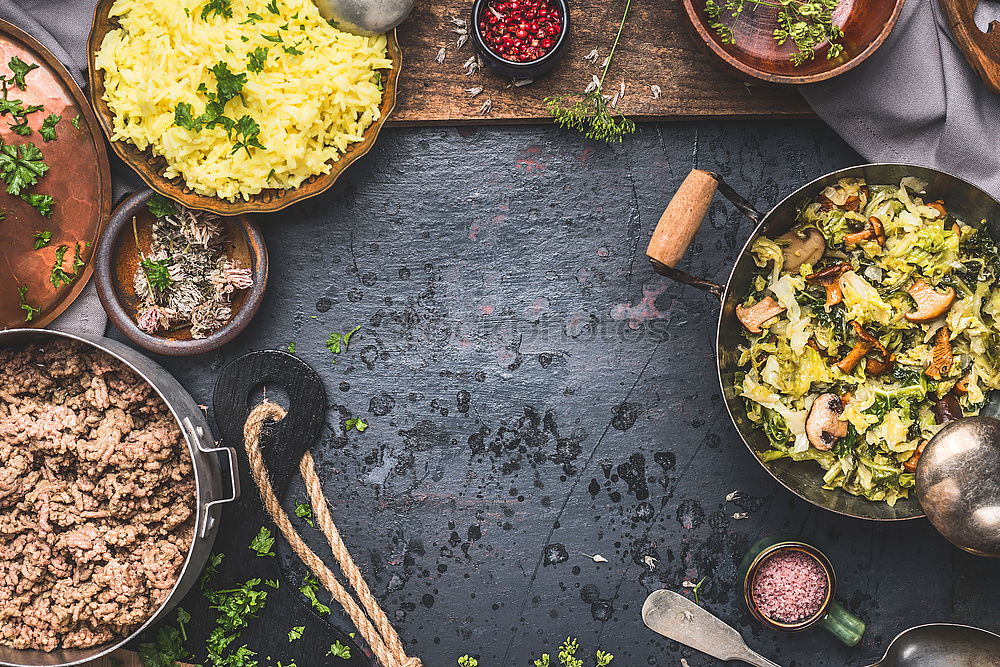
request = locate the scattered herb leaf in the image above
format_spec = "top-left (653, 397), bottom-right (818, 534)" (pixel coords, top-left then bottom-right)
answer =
top-left (294, 501), bottom-right (314, 527)
top-left (70, 114), bottom-right (81, 130)
top-left (325, 325), bottom-right (361, 360)
top-left (266, 0), bottom-right (280, 13)
top-left (147, 193), bottom-right (179, 218)
top-left (231, 115), bottom-right (265, 157)
top-left (299, 574), bottom-right (330, 615)
top-left (0, 140), bottom-right (48, 195)
top-left (22, 192), bottom-right (53, 217)
top-left (247, 46), bottom-right (269, 73)
top-left (49, 244), bottom-right (74, 288)
top-left (345, 417), bottom-right (368, 432)
top-left (32, 229), bottom-right (51, 249)
top-left (7, 56), bottom-right (38, 90)
top-left (17, 285), bottom-right (39, 321)
top-left (39, 113), bottom-right (60, 141)
top-left (137, 608), bottom-right (193, 667)
top-left (201, 0), bottom-right (233, 20)
top-left (287, 626), bottom-right (304, 642)
top-left (249, 526), bottom-right (276, 557)
top-left (327, 641), bottom-right (351, 659)
top-left (141, 257), bottom-right (173, 293)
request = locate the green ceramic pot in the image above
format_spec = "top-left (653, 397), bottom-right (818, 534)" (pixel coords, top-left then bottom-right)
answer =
top-left (738, 534), bottom-right (866, 647)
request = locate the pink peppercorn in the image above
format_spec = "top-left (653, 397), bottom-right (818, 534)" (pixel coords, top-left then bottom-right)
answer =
top-left (751, 550), bottom-right (828, 624)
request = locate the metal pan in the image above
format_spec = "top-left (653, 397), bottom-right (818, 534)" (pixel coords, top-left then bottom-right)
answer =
top-left (647, 163), bottom-right (1000, 521)
top-left (0, 328), bottom-right (238, 666)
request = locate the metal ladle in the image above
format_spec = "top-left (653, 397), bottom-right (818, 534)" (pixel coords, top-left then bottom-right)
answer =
top-left (642, 590), bottom-right (1000, 666)
top-left (916, 415), bottom-right (1000, 557)
top-left (311, 0), bottom-right (415, 35)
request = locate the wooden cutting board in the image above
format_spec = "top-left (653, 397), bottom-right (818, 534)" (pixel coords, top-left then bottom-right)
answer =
top-left (388, 0), bottom-right (811, 124)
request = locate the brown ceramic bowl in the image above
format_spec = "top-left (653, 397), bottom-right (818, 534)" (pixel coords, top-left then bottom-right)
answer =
top-left (94, 191), bottom-right (268, 356)
top-left (680, 0), bottom-right (905, 84)
top-left (86, 0), bottom-right (401, 215)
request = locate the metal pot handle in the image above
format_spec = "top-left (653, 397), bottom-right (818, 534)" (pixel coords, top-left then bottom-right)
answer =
top-left (184, 416), bottom-right (241, 539)
top-left (646, 169), bottom-right (763, 299)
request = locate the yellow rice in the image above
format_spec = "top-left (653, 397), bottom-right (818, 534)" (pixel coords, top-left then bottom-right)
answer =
top-left (95, 0), bottom-right (391, 201)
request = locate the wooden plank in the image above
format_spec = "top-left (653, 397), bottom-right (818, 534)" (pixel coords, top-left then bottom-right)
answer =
top-left (388, 0), bottom-right (812, 124)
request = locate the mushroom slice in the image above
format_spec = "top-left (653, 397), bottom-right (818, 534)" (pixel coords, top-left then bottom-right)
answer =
top-left (776, 228), bottom-right (826, 273)
top-left (806, 393), bottom-right (849, 451)
top-left (806, 262), bottom-right (851, 306)
top-left (905, 279), bottom-right (956, 322)
top-left (933, 392), bottom-right (963, 424)
top-left (954, 374), bottom-right (970, 396)
top-left (850, 320), bottom-right (888, 358)
top-left (902, 440), bottom-right (928, 473)
top-left (927, 200), bottom-right (947, 218)
top-left (844, 217), bottom-right (886, 247)
top-left (925, 326), bottom-right (954, 380)
top-left (865, 354), bottom-right (895, 376)
top-left (834, 340), bottom-right (872, 374)
top-left (735, 296), bottom-right (786, 334)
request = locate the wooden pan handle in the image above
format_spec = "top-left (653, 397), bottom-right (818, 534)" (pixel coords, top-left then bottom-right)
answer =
top-left (646, 169), bottom-right (718, 268)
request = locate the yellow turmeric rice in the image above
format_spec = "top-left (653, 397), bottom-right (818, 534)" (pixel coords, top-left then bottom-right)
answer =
top-left (95, 0), bottom-right (390, 201)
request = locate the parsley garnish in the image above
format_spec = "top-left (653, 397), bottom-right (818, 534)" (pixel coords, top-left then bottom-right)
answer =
top-left (141, 257), bottom-right (173, 293)
top-left (6, 56), bottom-right (38, 90)
top-left (137, 608), bottom-right (193, 667)
top-left (240, 12), bottom-right (264, 24)
top-left (32, 230), bottom-right (51, 249)
top-left (345, 417), bottom-right (368, 432)
top-left (174, 102), bottom-right (199, 131)
top-left (231, 115), bottom-right (265, 156)
top-left (201, 0), bottom-right (233, 20)
top-left (264, 578), bottom-right (280, 589)
top-left (327, 641), bottom-right (351, 659)
top-left (247, 46), bottom-right (269, 73)
top-left (173, 62), bottom-right (248, 136)
top-left (147, 193), bottom-right (178, 218)
top-left (39, 113), bottom-right (59, 141)
top-left (294, 501), bottom-right (314, 527)
top-left (71, 242), bottom-right (86, 273)
top-left (282, 44), bottom-right (304, 56)
top-left (50, 244), bottom-right (74, 288)
top-left (262, 33), bottom-right (283, 43)
top-left (266, 0), bottom-right (280, 14)
top-left (286, 341), bottom-right (296, 353)
top-left (22, 193), bottom-right (52, 217)
top-left (6, 104), bottom-right (43, 136)
top-left (374, 71), bottom-right (384, 90)
top-left (0, 139), bottom-right (49, 195)
top-left (249, 526), bottom-right (276, 557)
top-left (17, 285), bottom-right (39, 321)
top-left (204, 576), bottom-right (269, 666)
top-left (288, 626), bottom-right (304, 642)
top-left (70, 114), bottom-right (81, 130)
top-left (299, 574), bottom-right (330, 615)
top-left (325, 325), bottom-right (360, 360)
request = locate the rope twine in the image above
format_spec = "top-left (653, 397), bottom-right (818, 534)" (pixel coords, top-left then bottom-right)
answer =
top-left (243, 402), bottom-right (422, 667)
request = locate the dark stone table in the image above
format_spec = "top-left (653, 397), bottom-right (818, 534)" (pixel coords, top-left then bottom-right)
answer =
top-left (132, 121), bottom-right (1000, 667)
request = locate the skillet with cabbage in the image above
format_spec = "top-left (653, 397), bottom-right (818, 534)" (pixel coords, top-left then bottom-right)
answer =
top-left (736, 177), bottom-right (1000, 506)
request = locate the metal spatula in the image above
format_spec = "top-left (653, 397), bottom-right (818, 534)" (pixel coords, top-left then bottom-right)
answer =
top-left (641, 590), bottom-right (781, 667)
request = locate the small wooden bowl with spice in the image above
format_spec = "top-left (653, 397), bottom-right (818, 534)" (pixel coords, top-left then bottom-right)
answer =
top-left (94, 190), bottom-right (267, 356)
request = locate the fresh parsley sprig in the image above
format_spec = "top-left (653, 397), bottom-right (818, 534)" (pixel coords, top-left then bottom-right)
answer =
top-left (249, 526), bottom-right (276, 557)
top-left (704, 0), bottom-right (844, 66)
top-left (17, 285), bottom-right (39, 321)
top-left (546, 0), bottom-right (635, 143)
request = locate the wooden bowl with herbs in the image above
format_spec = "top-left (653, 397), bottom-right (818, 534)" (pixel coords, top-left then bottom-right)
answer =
top-left (680, 0), bottom-right (905, 84)
top-left (94, 191), bottom-right (267, 356)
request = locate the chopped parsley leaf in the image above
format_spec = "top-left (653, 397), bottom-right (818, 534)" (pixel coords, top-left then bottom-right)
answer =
top-left (6, 56), bottom-right (38, 90)
top-left (21, 193), bottom-right (53, 217)
top-left (240, 12), bottom-right (264, 24)
top-left (32, 230), bottom-right (51, 249)
top-left (287, 626), bottom-right (304, 642)
top-left (147, 193), bottom-right (178, 218)
top-left (39, 114), bottom-right (60, 141)
top-left (327, 641), bottom-right (351, 659)
top-left (201, 0), bottom-right (233, 20)
top-left (0, 139), bottom-right (49, 195)
top-left (286, 341), bottom-right (296, 353)
top-left (249, 526), bottom-right (276, 557)
top-left (345, 417), bottom-right (368, 432)
top-left (325, 325), bottom-right (361, 360)
top-left (299, 574), bottom-right (330, 615)
top-left (266, 0), bottom-right (280, 14)
top-left (294, 501), bottom-right (314, 527)
top-left (247, 46), bottom-right (269, 73)
top-left (262, 33), bottom-right (283, 43)
top-left (17, 285), bottom-right (39, 321)
top-left (70, 114), bottom-right (81, 130)
top-left (49, 244), bottom-right (74, 288)
top-left (231, 115), bottom-right (265, 156)
top-left (283, 44), bottom-right (304, 56)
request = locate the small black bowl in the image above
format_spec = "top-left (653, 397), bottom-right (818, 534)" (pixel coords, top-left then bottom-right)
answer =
top-left (471, 0), bottom-right (571, 79)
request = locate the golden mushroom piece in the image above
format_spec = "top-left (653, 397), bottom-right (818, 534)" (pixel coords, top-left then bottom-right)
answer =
top-left (905, 279), bottom-right (957, 323)
top-left (776, 227), bottom-right (827, 273)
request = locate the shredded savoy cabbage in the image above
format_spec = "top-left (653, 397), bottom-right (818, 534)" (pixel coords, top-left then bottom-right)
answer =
top-left (738, 177), bottom-right (1000, 506)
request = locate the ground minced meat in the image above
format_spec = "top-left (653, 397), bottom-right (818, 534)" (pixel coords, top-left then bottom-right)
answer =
top-left (0, 339), bottom-right (194, 651)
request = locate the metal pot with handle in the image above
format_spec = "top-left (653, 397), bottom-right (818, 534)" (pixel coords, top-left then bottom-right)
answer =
top-left (647, 163), bottom-right (1000, 521)
top-left (0, 328), bottom-right (239, 667)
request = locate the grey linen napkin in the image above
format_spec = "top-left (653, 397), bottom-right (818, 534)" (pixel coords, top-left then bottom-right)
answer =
top-left (801, 1), bottom-right (1000, 198)
top-left (0, 0), bottom-right (139, 337)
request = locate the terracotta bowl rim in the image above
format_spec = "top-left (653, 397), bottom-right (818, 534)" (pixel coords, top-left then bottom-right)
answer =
top-left (680, 0), bottom-right (907, 85)
top-left (94, 191), bottom-right (268, 357)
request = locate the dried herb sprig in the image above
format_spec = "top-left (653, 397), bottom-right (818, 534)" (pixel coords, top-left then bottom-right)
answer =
top-left (545, 0), bottom-right (635, 143)
top-left (704, 0), bottom-right (844, 66)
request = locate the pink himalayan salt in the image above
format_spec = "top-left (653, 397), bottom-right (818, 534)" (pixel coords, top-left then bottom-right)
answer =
top-left (751, 550), bottom-right (828, 623)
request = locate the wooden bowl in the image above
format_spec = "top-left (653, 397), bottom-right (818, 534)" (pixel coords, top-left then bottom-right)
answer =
top-left (94, 191), bottom-right (268, 356)
top-left (680, 0), bottom-right (905, 84)
top-left (86, 0), bottom-right (401, 215)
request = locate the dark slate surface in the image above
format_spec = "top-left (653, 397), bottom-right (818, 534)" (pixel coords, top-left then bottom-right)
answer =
top-left (122, 121), bottom-right (1000, 667)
